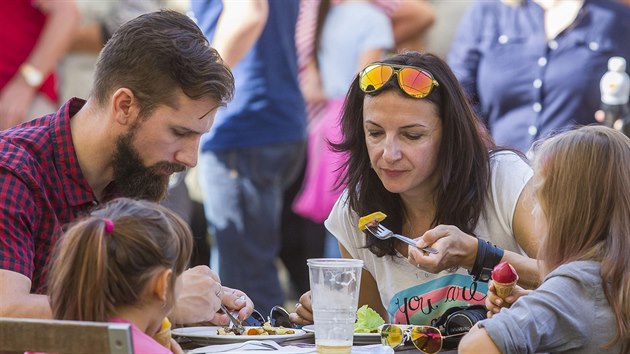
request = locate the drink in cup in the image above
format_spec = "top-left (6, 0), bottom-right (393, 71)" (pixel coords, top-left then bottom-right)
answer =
top-left (307, 258), bottom-right (363, 354)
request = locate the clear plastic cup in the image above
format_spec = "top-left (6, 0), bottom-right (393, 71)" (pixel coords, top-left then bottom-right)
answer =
top-left (307, 258), bottom-right (363, 354)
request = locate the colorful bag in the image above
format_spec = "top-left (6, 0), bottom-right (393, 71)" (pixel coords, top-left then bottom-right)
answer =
top-left (293, 98), bottom-right (347, 223)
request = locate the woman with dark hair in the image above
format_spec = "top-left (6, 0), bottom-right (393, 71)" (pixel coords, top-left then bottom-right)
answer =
top-left (461, 126), bottom-right (630, 353)
top-left (290, 52), bottom-right (540, 326)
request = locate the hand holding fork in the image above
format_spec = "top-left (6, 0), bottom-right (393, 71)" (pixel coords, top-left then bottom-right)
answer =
top-left (366, 223), bottom-right (439, 254)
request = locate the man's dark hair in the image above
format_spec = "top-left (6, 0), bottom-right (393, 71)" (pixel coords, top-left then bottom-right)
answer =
top-left (92, 10), bottom-right (234, 117)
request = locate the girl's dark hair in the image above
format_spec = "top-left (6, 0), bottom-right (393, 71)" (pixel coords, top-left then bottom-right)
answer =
top-left (48, 198), bottom-right (193, 322)
top-left (333, 51), bottom-right (496, 256)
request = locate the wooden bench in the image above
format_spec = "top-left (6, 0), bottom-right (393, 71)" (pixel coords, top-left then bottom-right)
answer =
top-left (0, 317), bottom-right (133, 354)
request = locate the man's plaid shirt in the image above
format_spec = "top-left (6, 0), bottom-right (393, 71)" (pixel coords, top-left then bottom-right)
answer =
top-left (0, 98), bottom-right (100, 293)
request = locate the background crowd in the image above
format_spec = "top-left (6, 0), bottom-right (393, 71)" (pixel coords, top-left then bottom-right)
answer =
top-left (1, 1), bottom-right (630, 353)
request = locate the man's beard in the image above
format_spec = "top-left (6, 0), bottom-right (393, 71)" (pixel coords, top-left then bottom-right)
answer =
top-left (111, 130), bottom-right (185, 201)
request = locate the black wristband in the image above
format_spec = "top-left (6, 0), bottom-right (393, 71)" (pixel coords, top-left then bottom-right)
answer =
top-left (469, 238), bottom-right (504, 282)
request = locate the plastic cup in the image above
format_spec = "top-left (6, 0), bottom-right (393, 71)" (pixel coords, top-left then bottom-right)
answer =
top-left (308, 258), bottom-right (363, 354)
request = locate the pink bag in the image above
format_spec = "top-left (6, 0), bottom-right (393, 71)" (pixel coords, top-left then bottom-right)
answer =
top-left (293, 98), bottom-right (347, 223)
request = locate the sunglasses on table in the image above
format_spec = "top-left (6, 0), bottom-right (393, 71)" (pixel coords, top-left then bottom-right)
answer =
top-left (379, 324), bottom-right (466, 353)
top-left (358, 63), bottom-right (440, 99)
top-left (243, 305), bottom-right (296, 329)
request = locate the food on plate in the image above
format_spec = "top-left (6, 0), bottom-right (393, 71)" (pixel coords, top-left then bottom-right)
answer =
top-left (354, 305), bottom-right (385, 333)
top-left (358, 211), bottom-right (387, 231)
top-left (153, 317), bottom-right (172, 348)
top-left (216, 322), bottom-right (296, 336)
top-left (491, 261), bottom-right (519, 299)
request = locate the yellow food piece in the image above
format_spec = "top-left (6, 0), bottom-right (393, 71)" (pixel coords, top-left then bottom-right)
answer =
top-left (358, 211), bottom-right (387, 230)
top-left (160, 318), bottom-right (171, 331)
top-left (153, 318), bottom-right (172, 348)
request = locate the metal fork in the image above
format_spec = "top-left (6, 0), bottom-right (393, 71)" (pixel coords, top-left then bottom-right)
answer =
top-left (366, 223), bottom-right (439, 254)
top-left (220, 304), bottom-right (246, 335)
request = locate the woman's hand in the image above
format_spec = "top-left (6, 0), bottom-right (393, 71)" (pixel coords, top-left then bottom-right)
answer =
top-left (288, 290), bottom-right (314, 325)
top-left (407, 224), bottom-right (478, 273)
top-left (485, 280), bottom-right (531, 318)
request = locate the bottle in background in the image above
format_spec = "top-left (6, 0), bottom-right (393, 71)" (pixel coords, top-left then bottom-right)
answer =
top-left (600, 56), bottom-right (630, 131)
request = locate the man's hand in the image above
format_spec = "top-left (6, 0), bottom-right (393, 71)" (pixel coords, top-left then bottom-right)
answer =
top-left (168, 265), bottom-right (224, 325)
top-left (211, 286), bottom-right (255, 326)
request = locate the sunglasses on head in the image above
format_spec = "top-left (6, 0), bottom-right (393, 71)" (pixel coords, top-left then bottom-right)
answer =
top-left (358, 63), bottom-right (439, 98)
top-left (244, 305), bottom-right (295, 329)
top-left (379, 324), bottom-right (465, 353)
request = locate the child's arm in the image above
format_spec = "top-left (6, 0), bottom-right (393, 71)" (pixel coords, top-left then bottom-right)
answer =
top-left (458, 324), bottom-right (501, 354)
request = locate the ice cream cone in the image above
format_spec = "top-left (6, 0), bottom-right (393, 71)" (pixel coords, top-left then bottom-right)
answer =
top-left (491, 262), bottom-right (519, 300)
top-left (153, 317), bottom-right (172, 349)
top-left (493, 280), bottom-right (517, 299)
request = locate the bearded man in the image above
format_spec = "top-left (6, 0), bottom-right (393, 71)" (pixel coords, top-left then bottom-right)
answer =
top-left (0, 10), bottom-right (254, 327)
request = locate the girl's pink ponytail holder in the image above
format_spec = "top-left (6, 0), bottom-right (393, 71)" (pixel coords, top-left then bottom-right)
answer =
top-left (104, 219), bottom-right (115, 234)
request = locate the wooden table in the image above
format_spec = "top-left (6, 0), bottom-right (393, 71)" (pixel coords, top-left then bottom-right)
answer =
top-left (179, 335), bottom-right (458, 353)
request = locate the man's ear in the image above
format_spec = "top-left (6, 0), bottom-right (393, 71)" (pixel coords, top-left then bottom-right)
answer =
top-left (152, 268), bottom-right (173, 302)
top-left (110, 88), bottom-right (139, 125)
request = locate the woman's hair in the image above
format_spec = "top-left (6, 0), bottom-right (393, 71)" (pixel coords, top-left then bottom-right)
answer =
top-left (533, 125), bottom-right (630, 351)
top-left (48, 198), bottom-right (193, 322)
top-left (334, 51), bottom-right (496, 256)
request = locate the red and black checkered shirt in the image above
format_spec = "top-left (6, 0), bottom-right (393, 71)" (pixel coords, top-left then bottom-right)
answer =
top-left (0, 98), bottom-right (100, 293)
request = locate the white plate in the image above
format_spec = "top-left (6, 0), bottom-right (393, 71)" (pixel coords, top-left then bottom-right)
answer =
top-left (172, 326), bottom-right (310, 345)
top-left (302, 325), bottom-right (381, 344)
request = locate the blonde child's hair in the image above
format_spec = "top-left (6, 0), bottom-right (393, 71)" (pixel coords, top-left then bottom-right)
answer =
top-left (533, 126), bottom-right (630, 352)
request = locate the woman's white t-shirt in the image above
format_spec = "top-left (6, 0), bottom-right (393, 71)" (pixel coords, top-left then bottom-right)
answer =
top-left (325, 151), bottom-right (533, 325)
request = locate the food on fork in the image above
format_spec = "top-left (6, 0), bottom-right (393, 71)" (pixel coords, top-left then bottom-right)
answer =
top-left (491, 262), bottom-right (519, 300)
top-left (358, 211), bottom-right (387, 231)
top-left (153, 317), bottom-right (172, 348)
top-left (217, 322), bottom-right (296, 336)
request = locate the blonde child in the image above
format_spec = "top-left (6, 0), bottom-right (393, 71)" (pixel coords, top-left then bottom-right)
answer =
top-left (460, 126), bottom-right (630, 353)
top-left (47, 198), bottom-right (193, 354)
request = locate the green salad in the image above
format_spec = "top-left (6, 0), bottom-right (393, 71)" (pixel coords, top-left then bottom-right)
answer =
top-left (354, 305), bottom-right (385, 333)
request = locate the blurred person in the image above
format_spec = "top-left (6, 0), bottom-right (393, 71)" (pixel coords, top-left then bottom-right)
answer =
top-left (297, 0), bottom-right (435, 124)
top-left (0, 0), bottom-right (80, 130)
top-left (59, 0), bottom-right (168, 101)
top-left (292, 0), bottom-right (394, 259)
top-left (290, 52), bottom-right (540, 326)
top-left (281, 0), bottom-right (435, 286)
top-left (0, 10), bottom-right (254, 326)
top-left (192, 0), bottom-right (307, 315)
top-left (460, 125), bottom-right (630, 354)
top-left (280, 0), bottom-right (396, 297)
top-left (448, 0), bottom-right (630, 153)
top-left (48, 198), bottom-right (193, 354)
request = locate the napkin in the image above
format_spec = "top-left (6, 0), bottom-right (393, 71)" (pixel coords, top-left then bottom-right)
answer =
top-left (189, 341), bottom-right (393, 354)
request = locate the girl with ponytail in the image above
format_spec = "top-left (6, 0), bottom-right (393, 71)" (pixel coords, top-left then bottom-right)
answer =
top-left (47, 197), bottom-right (193, 354)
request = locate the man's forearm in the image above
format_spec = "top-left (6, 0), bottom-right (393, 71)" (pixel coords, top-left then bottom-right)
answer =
top-left (0, 292), bottom-right (53, 319)
top-left (0, 270), bottom-right (53, 319)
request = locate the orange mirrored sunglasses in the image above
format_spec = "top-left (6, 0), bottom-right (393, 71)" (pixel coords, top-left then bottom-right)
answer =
top-left (380, 324), bottom-right (465, 353)
top-left (358, 63), bottom-right (439, 98)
